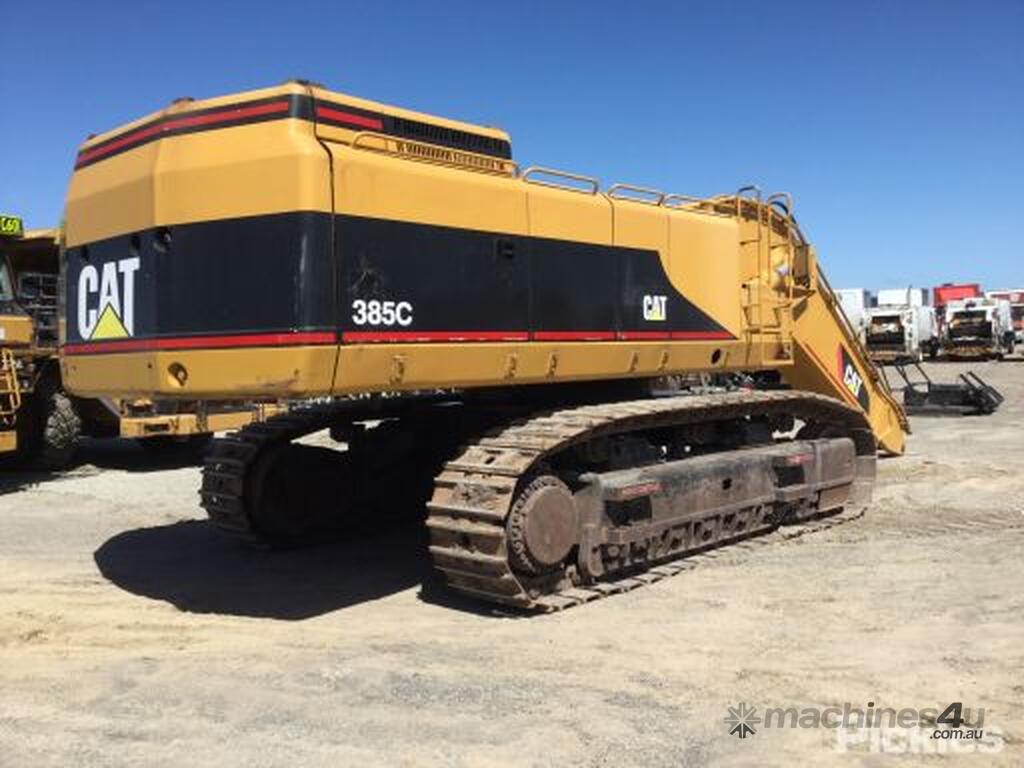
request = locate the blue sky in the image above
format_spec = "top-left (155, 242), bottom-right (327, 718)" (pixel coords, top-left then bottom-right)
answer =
top-left (2, 1), bottom-right (1021, 289)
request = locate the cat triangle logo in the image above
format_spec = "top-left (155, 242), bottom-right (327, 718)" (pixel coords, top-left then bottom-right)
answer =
top-left (76, 256), bottom-right (140, 341)
top-left (92, 303), bottom-right (129, 339)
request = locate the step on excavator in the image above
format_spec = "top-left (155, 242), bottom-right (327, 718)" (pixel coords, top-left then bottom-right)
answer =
top-left (62, 81), bottom-right (908, 609)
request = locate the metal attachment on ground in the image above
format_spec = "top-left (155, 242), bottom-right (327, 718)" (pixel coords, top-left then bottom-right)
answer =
top-left (890, 362), bottom-right (1003, 416)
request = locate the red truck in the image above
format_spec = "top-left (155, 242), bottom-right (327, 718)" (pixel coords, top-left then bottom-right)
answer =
top-left (933, 283), bottom-right (983, 334)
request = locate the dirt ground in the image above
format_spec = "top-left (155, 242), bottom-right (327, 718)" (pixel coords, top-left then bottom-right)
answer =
top-left (1, 361), bottom-right (1021, 767)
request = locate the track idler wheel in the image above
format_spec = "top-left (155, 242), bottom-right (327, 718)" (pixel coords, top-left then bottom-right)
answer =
top-left (506, 476), bottom-right (579, 575)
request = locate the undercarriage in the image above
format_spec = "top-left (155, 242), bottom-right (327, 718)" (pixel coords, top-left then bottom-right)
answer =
top-left (201, 388), bottom-right (875, 610)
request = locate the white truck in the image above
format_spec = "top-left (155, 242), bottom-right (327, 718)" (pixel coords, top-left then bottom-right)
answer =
top-left (944, 297), bottom-right (1015, 359)
top-left (986, 290), bottom-right (1024, 345)
top-left (835, 288), bottom-right (870, 342)
top-left (865, 304), bottom-right (939, 363)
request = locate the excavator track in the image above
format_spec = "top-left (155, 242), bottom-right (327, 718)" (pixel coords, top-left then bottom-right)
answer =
top-left (200, 396), bottom-right (498, 544)
top-left (427, 389), bottom-right (875, 611)
top-left (201, 389), bottom-right (874, 612)
top-left (200, 409), bottom-right (332, 542)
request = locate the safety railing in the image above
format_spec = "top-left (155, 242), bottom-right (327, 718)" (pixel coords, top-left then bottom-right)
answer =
top-left (520, 166), bottom-right (600, 195)
top-left (606, 183), bottom-right (665, 206)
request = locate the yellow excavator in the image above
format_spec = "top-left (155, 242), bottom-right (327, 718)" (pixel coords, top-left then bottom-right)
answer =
top-left (61, 80), bottom-right (907, 609)
top-left (0, 220), bottom-right (278, 467)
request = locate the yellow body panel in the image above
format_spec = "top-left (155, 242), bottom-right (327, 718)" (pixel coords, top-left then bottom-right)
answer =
top-left (668, 211), bottom-right (743, 337)
top-left (67, 121), bottom-right (331, 246)
top-left (331, 142), bottom-right (527, 234)
top-left (119, 403), bottom-right (283, 438)
top-left (62, 346), bottom-right (338, 398)
top-left (0, 314), bottom-right (33, 346)
top-left (62, 82), bottom-right (908, 456)
top-left (0, 429), bottom-right (15, 453)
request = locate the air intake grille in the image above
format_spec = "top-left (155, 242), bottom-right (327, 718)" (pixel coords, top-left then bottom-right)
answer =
top-left (386, 116), bottom-right (512, 159)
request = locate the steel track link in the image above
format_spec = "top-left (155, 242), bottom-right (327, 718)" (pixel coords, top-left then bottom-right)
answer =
top-left (200, 408), bottom-right (335, 542)
top-left (426, 390), bottom-right (872, 611)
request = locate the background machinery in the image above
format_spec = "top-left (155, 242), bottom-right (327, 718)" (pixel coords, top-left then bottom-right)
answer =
top-left (835, 288), bottom-right (869, 342)
top-left (986, 290), bottom-right (1024, 345)
top-left (864, 292), bottom-right (938, 364)
top-left (0, 220), bottom-right (277, 468)
top-left (943, 297), bottom-right (1015, 360)
top-left (61, 81), bottom-right (908, 609)
top-left (933, 282), bottom-right (982, 337)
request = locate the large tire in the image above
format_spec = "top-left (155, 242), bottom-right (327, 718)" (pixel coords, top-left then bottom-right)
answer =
top-left (18, 385), bottom-right (82, 470)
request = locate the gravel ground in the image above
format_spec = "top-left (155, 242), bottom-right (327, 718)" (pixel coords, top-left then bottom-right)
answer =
top-left (1, 361), bottom-right (1022, 767)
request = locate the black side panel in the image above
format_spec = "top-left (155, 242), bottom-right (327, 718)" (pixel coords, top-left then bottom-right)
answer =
top-left (64, 212), bottom-right (334, 344)
top-left (337, 215), bottom-right (529, 333)
top-left (620, 247), bottom-right (727, 334)
top-left (63, 211), bottom-right (731, 350)
top-left (529, 238), bottom-right (619, 332)
top-left (335, 214), bottom-right (730, 338)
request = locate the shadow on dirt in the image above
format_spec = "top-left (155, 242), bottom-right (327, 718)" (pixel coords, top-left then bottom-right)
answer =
top-left (0, 468), bottom-right (59, 495)
top-left (76, 437), bottom-right (208, 472)
top-left (0, 438), bottom-right (205, 494)
top-left (94, 519), bottom-right (503, 620)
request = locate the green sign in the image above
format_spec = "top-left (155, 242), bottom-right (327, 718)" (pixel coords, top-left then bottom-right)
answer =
top-left (0, 215), bottom-right (24, 238)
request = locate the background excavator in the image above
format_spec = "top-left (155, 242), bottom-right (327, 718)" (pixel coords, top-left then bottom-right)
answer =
top-left (60, 81), bottom-right (908, 609)
top-left (0, 218), bottom-right (278, 468)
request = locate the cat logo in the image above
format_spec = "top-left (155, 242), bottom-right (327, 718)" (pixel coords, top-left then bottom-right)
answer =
top-left (643, 294), bottom-right (667, 322)
top-left (843, 362), bottom-right (863, 399)
top-left (77, 257), bottom-right (140, 340)
top-left (837, 345), bottom-right (871, 411)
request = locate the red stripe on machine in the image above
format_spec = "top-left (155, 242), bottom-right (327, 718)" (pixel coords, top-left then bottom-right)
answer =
top-left (63, 331), bottom-right (336, 355)
top-left (670, 330), bottom-right (734, 340)
top-left (342, 330), bottom-right (529, 343)
top-left (65, 328), bottom-right (736, 353)
top-left (76, 100), bottom-right (293, 166)
top-left (533, 331), bottom-right (617, 341)
top-left (315, 106), bottom-right (384, 130)
top-left (618, 331), bottom-right (671, 340)
top-left (342, 329), bottom-right (734, 343)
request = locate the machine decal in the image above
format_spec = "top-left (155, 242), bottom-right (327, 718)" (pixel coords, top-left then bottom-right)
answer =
top-left (77, 257), bottom-right (140, 340)
top-left (0, 215), bottom-right (24, 238)
top-left (337, 214), bottom-right (732, 343)
top-left (643, 295), bottom-right (667, 321)
top-left (63, 212), bottom-right (734, 354)
top-left (351, 299), bottom-right (414, 327)
top-left (837, 345), bottom-right (871, 411)
top-left (74, 95), bottom-right (511, 170)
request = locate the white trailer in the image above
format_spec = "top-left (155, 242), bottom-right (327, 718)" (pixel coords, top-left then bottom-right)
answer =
top-left (835, 288), bottom-right (870, 342)
top-left (877, 287), bottom-right (929, 308)
top-left (865, 304), bottom-right (938, 364)
top-left (944, 298), bottom-right (1015, 359)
